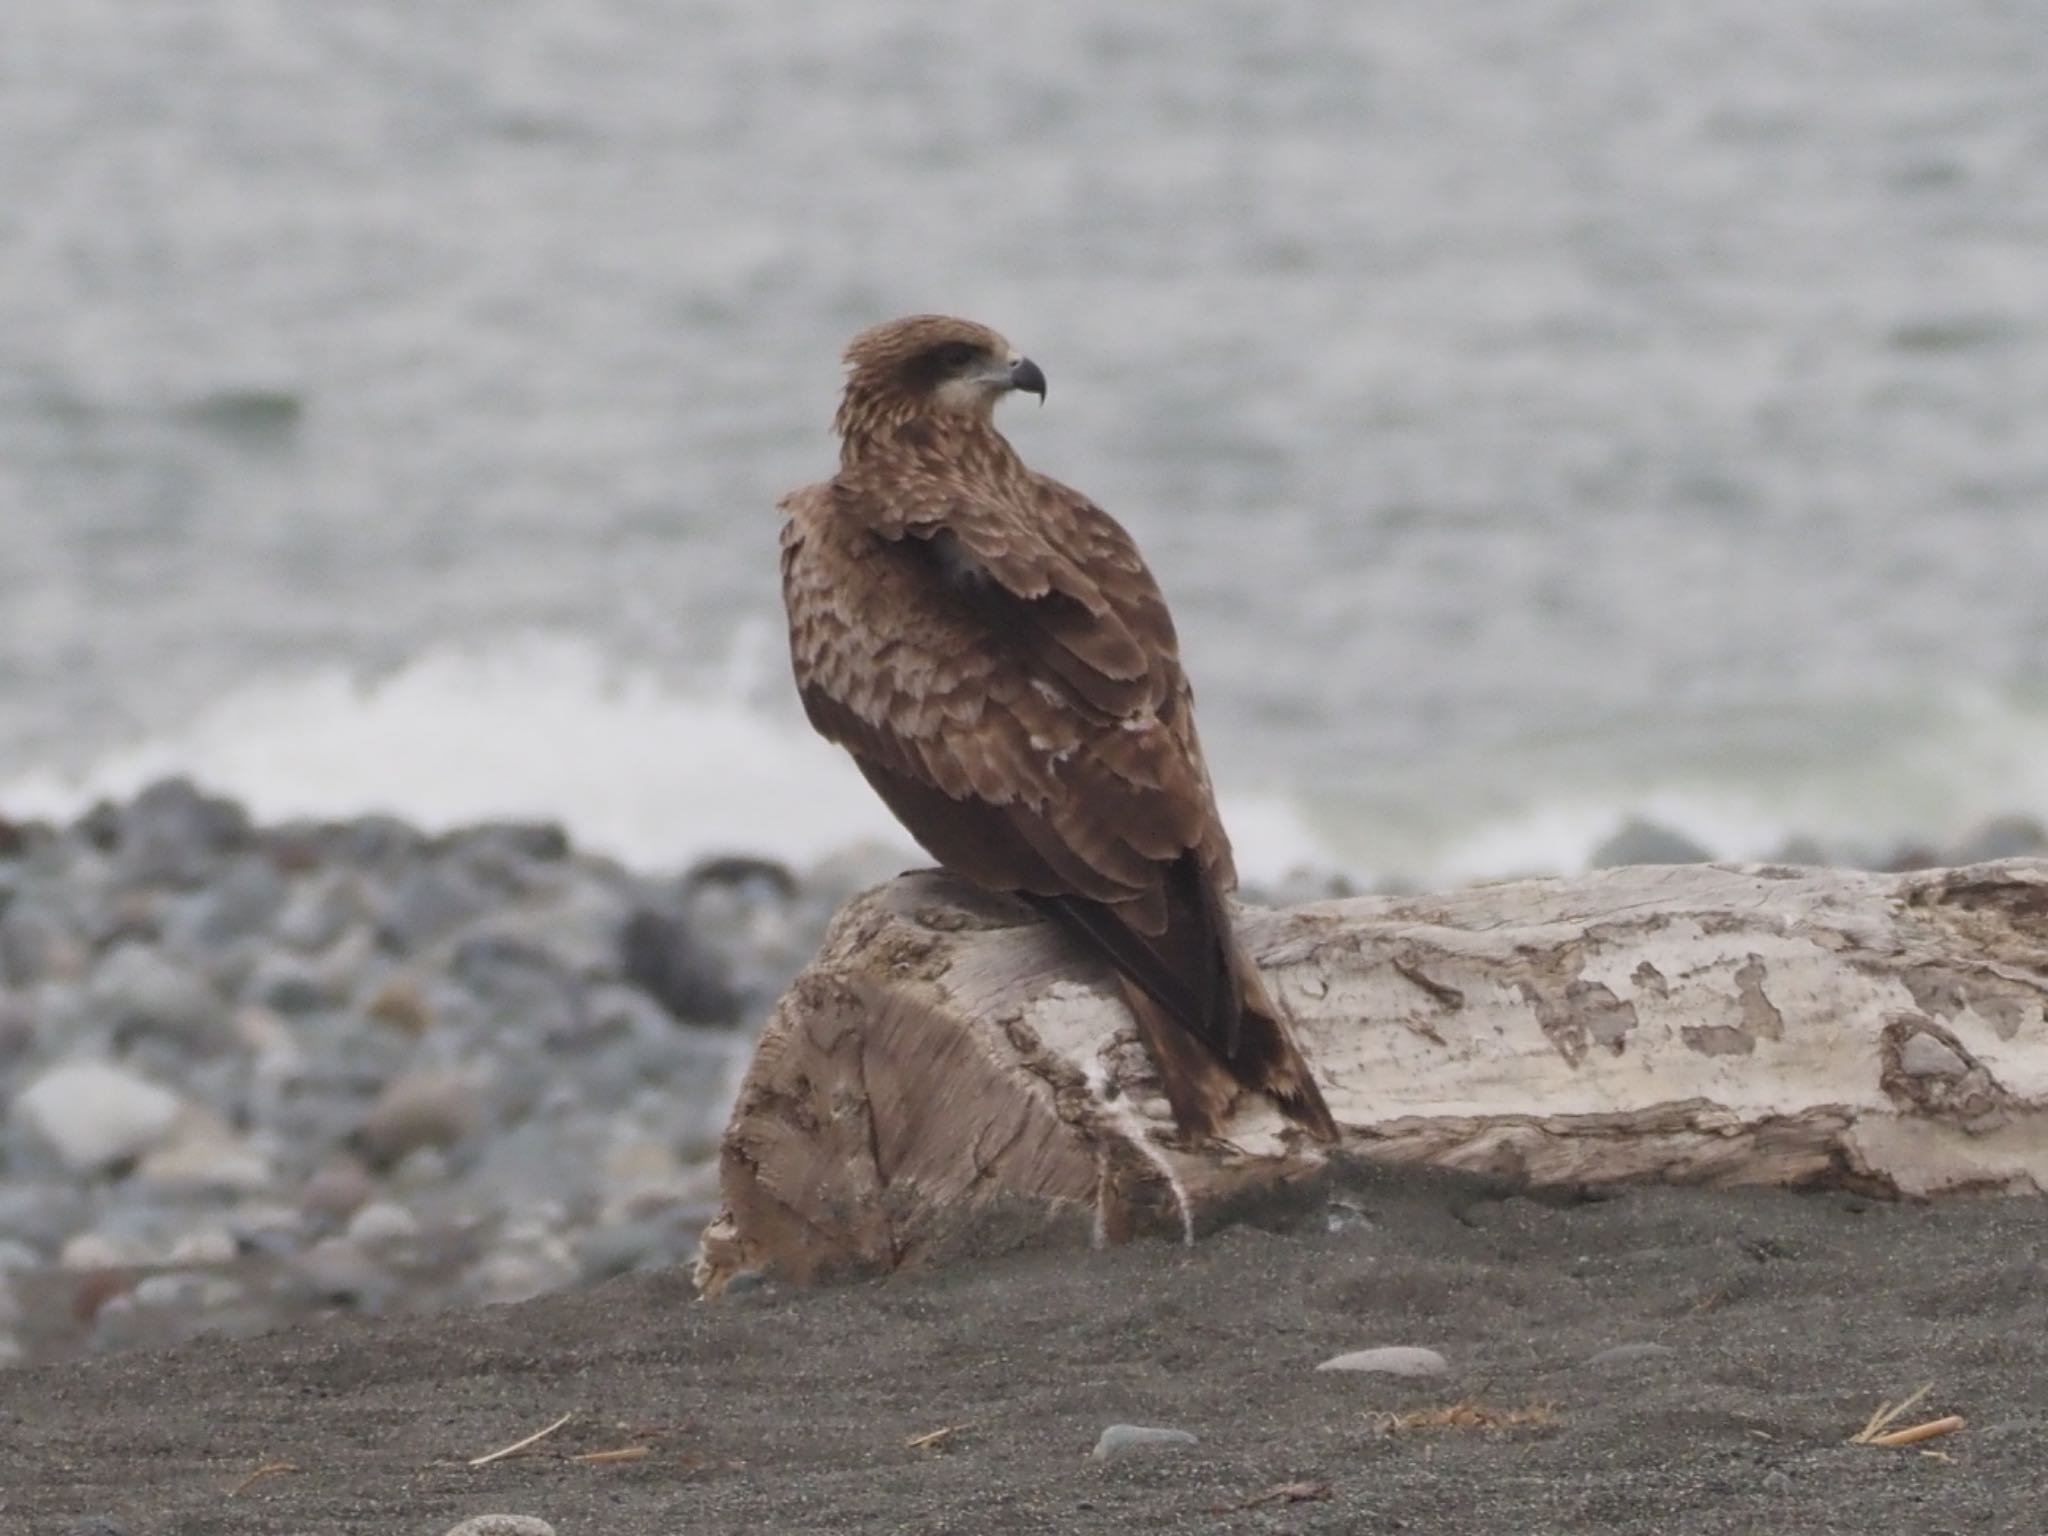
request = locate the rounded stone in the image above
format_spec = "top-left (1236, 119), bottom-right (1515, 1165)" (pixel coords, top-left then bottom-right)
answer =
top-left (347, 1200), bottom-right (420, 1248)
top-left (16, 1060), bottom-right (186, 1173)
top-left (1092, 1424), bottom-right (1199, 1459)
top-left (301, 1159), bottom-right (375, 1223)
top-left (1585, 1342), bottom-right (1677, 1370)
top-left (442, 1519), bottom-right (556, 1536)
top-left (356, 1072), bottom-right (481, 1168)
top-left (1316, 1346), bottom-right (1450, 1378)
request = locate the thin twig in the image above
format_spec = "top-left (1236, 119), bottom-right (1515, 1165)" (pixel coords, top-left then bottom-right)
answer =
top-left (1870, 1415), bottom-right (1965, 1449)
top-left (906, 1424), bottom-right (969, 1450)
top-left (226, 1461), bottom-right (297, 1497)
top-left (1851, 1384), bottom-right (1932, 1444)
top-left (571, 1446), bottom-right (651, 1465)
top-left (469, 1412), bottom-right (575, 1467)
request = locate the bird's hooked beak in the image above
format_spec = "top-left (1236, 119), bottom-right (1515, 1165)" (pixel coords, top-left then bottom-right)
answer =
top-left (1008, 356), bottom-right (1047, 404)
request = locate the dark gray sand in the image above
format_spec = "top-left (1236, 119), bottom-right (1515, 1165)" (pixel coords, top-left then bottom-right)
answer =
top-left (6, 1164), bottom-right (2044, 1535)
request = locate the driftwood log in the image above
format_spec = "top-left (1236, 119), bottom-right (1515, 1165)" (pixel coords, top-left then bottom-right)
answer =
top-left (694, 859), bottom-right (2048, 1292)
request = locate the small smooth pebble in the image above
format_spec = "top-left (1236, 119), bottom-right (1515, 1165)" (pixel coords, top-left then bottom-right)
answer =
top-left (347, 1200), bottom-right (420, 1246)
top-left (60, 1233), bottom-right (135, 1270)
top-left (16, 1060), bottom-right (186, 1172)
top-left (442, 1518), bottom-right (557, 1536)
top-left (1763, 1469), bottom-right (1794, 1495)
top-left (1585, 1342), bottom-right (1676, 1370)
top-left (1092, 1424), bottom-right (1199, 1460)
top-left (1317, 1346), bottom-right (1450, 1378)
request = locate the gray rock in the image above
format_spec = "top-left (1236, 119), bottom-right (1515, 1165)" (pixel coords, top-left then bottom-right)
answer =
top-left (116, 776), bottom-right (252, 887)
top-left (1585, 1342), bottom-right (1677, 1370)
top-left (0, 987), bottom-right (36, 1064)
top-left (0, 1332), bottom-right (22, 1368)
top-left (88, 940), bottom-right (228, 1049)
top-left (16, 1059), bottom-right (186, 1172)
top-left (274, 870), bottom-right (373, 952)
top-left (242, 949), bottom-right (336, 1014)
top-left (132, 1271), bottom-right (215, 1310)
top-left (468, 1240), bottom-right (578, 1305)
top-left (579, 1216), bottom-right (690, 1280)
top-left (301, 1159), bottom-right (374, 1224)
top-left (377, 859), bottom-right (498, 952)
top-left (442, 1519), bottom-right (557, 1536)
top-left (290, 1238), bottom-right (393, 1310)
top-left (0, 894), bottom-right (92, 984)
top-left (620, 903), bottom-right (739, 1025)
top-left (159, 855), bottom-right (286, 950)
top-left (1316, 1346), bottom-right (1450, 1378)
top-left (0, 1183), bottom-right (88, 1251)
top-left (0, 1240), bottom-right (43, 1272)
top-left (1590, 817), bottom-right (1712, 869)
top-left (337, 814), bottom-right (429, 870)
top-left (1763, 1469), bottom-right (1794, 1495)
top-left (355, 1071), bottom-right (482, 1168)
top-left (449, 933), bottom-right (585, 1041)
top-left (1092, 1424), bottom-right (1199, 1459)
top-left (1949, 814), bottom-right (2048, 865)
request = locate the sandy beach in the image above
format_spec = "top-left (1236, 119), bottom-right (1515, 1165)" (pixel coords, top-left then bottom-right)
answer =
top-left (7, 1161), bottom-right (2043, 1535)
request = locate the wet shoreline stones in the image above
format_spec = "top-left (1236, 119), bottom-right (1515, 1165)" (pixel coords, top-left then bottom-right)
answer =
top-left (0, 778), bottom-right (867, 1367)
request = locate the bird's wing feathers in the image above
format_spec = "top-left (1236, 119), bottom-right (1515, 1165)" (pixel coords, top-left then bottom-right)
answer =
top-left (779, 475), bottom-right (1233, 919)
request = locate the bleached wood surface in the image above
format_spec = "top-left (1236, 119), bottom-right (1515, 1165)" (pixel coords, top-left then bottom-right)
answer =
top-left (695, 859), bottom-right (2048, 1293)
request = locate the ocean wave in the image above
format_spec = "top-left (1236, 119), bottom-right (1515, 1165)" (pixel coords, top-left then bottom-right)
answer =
top-left (0, 632), bottom-right (1338, 884)
top-left (4, 634), bottom-right (2043, 887)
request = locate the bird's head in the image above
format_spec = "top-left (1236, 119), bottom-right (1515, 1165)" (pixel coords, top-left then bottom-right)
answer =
top-left (833, 314), bottom-right (1046, 443)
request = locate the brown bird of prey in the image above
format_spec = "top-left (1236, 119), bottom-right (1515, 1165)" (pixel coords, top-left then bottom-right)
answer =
top-left (778, 315), bottom-right (1338, 1143)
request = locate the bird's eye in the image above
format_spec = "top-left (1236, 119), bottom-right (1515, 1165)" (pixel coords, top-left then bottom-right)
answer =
top-left (931, 341), bottom-right (981, 372)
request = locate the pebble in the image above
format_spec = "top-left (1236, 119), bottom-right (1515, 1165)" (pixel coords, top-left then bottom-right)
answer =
top-left (1092, 1424), bottom-right (1199, 1459)
top-left (346, 1200), bottom-right (420, 1247)
top-left (16, 1061), bottom-right (186, 1173)
top-left (442, 1518), bottom-right (557, 1536)
top-left (468, 1238), bottom-right (579, 1306)
top-left (301, 1159), bottom-right (375, 1223)
top-left (1585, 1342), bottom-right (1677, 1370)
top-left (89, 940), bottom-right (229, 1049)
top-left (355, 1071), bottom-right (482, 1167)
top-left (115, 776), bottom-right (251, 886)
top-left (1316, 1346), bottom-right (1450, 1378)
top-left (290, 1238), bottom-right (394, 1310)
top-left (619, 903), bottom-right (739, 1024)
top-left (1590, 817), bottom-right (1712, 868)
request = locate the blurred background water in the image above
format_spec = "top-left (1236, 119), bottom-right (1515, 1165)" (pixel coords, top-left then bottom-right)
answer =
top-left (3, 0), bottom-right (2045, 883)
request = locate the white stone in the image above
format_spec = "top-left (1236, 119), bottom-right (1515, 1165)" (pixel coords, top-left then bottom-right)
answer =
top-left (1316, 1346), bottom-right (1450, 1378)
top-left (1092, 1424), bottom-right (1198, 1459)
top-left (347, 1201), bottom-right (420, 1247)
top-left (166, 1227), bottom-right (238, 1266)
top-left (15, 1060), bottom-right (185, 1172)
top-left (59, 1232), bottom-right (135, 1270)
top-left (442, 1518), bottom-right (557, 1536)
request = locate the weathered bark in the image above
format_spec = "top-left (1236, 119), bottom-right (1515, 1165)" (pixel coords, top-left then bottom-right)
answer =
top-left (695, 859), bottom-right (2048, 1293)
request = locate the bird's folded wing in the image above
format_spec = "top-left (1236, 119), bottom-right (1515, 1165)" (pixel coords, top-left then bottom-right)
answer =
top-left (780, 481), bottom-right (1234, 916)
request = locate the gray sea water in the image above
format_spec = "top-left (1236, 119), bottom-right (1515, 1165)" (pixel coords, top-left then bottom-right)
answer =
top-left (4, 0), bottom-right (2046, 881)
